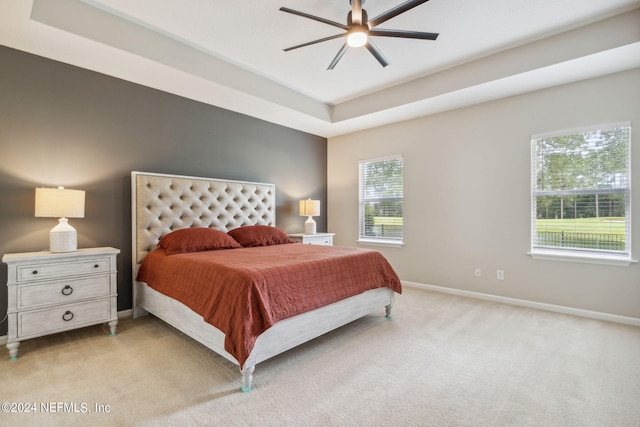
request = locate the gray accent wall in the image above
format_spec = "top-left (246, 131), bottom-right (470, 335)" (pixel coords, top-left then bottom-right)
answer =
top-left (0, 46), bottom-right (327, 335)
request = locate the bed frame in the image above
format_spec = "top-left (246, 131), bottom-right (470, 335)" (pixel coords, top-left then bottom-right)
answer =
top-left (131, 171), bottom-right (394, 392)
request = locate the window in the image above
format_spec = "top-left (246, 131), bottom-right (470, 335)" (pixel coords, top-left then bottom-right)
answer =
top-left (359, 155), bottom-right (403, 245)
top-left (530, 123), bottom-right (631, 263)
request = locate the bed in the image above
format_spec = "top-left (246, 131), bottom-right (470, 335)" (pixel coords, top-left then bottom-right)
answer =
top-left (131, 171), bottom-right (402, 392)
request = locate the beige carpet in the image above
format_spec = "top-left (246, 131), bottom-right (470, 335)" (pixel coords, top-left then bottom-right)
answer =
top-left (1, 287), bottom-right (639, 426)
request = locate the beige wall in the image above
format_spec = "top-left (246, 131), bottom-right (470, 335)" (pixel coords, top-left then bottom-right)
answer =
top-left (328, 69), bottom-right (640, 319)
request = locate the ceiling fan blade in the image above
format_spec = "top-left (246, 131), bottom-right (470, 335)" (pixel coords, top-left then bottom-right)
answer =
top-left (328, 43), bottom-right (349, 70)
top-left (284, 34), bottom-right (346, 52)
top-left (280, 7), bottom-right (348, 30)
top-left (368, 29), bottom-right (439, 40)
top-left (365, 39), bottom-right (389, 67)
top-left (351, 0), bottom-right (363, 25)
top-left (367, 0), bottom-right (431, 29)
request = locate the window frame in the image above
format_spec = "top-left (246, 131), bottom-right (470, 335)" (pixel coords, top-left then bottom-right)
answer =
top-left (529, 122), bottom-right (635, 266)
top-left (358, 155), bottom-right (404, 247)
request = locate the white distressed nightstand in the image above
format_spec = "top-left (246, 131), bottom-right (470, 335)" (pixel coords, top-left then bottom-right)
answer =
top-left (288, 233), bottom-right (335, 246)
top-left (2, 247), bottom-right (120, 360)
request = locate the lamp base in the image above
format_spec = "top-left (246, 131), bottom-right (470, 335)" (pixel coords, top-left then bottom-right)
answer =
top-left (50, 218), bottom-right (78, 253)
top-left (304, 217), bottom-right (317, 235)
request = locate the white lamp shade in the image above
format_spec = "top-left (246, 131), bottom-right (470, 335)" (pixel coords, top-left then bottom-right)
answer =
top-left (299, 199), bottom-right (320, 217)
top-left (35, 187), bottom-right (85, 218)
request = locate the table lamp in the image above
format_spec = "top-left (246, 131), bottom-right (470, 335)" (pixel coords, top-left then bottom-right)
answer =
top-left (299, 199), bottom-right (320, 235)
top-left (35, 187), bottom-right (85, 252)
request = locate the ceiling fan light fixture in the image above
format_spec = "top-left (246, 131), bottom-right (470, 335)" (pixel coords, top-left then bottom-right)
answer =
top-left (281, 0), bottom-right (439, 68)
top-left (347, 28), bottom-right (368, 47)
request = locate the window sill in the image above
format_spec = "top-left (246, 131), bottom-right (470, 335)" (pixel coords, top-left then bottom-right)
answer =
top-left (528, 250), bottom-right (637, 266)
top-left (357, 239), bottom-right (404, 248)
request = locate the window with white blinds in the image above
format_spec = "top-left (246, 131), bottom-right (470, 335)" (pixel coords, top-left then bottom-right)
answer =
top-left (531, 123), bottom-right (631, 261)
top-left (359, 155), bottom-right (403, 244)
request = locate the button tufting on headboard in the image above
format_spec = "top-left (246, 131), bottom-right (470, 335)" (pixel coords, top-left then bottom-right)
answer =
top-left (133, 172), bottom-right (275, 265)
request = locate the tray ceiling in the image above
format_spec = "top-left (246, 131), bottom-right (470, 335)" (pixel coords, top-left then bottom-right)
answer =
top-left (1, 0), bottom-right (639, 136)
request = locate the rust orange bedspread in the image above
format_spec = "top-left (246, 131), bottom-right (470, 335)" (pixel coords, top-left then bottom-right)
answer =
top-left (136, 243), bottom-right (402, 367)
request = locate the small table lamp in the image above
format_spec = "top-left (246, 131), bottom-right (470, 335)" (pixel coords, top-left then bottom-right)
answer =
top-left (299, 199), bottom-right (320, 235)
top-left (35, 187), bottom-right (85, 252)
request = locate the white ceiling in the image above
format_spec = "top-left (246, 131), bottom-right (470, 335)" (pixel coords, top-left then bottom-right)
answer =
top-left (1, 0), bottom-right (639, 137)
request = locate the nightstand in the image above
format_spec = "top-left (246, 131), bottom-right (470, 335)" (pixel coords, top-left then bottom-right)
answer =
top-left (288, 233), bottom-right (334, 246)
top-left (2, 247), bottom-right (120, 360)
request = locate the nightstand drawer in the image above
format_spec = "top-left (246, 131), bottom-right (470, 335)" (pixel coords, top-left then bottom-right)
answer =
top-left (301, 235), bottom-right (333, 245)
top-left (18, 275), bottom-right (112, 309)
top-left (288, 233), bottom-right (334, 246)
top-left (17, 258), bottom-right (110, 282)
top-left (18, 299), bottom-right (112, 339)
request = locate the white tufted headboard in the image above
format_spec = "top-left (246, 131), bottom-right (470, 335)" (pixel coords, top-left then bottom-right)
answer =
top-left (131, 171), bottom-right (275, 266)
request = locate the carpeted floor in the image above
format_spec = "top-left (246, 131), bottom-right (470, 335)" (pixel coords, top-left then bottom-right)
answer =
top-left (1, 287), bottom-right (639, 426)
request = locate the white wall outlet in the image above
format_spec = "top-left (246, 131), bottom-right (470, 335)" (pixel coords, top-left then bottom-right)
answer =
top-left (475, 268), bottom-right (481, 277)
top-left (497, 270), bottom-right (504, 280)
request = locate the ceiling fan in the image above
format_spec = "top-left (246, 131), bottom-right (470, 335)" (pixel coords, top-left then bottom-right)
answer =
top-left (280, 0), bottom-right (439, 70)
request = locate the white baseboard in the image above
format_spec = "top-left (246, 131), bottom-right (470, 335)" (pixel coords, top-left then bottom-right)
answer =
top-left (403, 281), bottom-right (640, 327)
top-left (117, 309), bottom-right (133, 318)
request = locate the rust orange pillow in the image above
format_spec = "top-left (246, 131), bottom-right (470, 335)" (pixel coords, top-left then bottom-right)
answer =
top-left (228, 225), bottom-right (294, 247)
top-left (158, 227), bottom-right (241, 255)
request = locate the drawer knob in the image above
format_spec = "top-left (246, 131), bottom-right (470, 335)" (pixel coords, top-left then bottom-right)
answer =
top-left (61, 285), bottom-right (74, 296)
top-left (32, 270), bottom-right (38, 275)
top-left (94, 264), bottom-right (99, 268)
top-left (62, 311), bottom-right (74, 322)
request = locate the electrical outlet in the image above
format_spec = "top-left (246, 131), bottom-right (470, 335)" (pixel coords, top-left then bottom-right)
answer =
top-left (475, 268), bottom-right (481, 277)
top-left (497, 270), bottom-right (504, 280)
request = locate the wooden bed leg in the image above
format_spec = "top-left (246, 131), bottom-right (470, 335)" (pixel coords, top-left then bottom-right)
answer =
top-left (385, 303), bottom-right (393, 319)
top-left (241, 365), bottom-right (255, 393)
